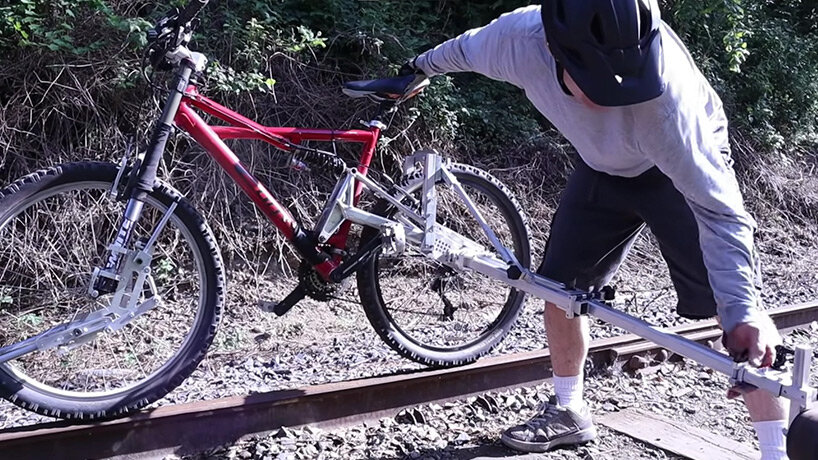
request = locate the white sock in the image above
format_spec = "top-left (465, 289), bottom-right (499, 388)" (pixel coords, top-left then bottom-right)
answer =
top-left (553, 374), bottom-right (585, 412)
top-left (753, 420), bottom-right (788, 460)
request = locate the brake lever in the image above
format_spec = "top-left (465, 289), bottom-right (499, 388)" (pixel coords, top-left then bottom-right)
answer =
top-left (146, 10), bottom-right (200, 72)
top-left (147, 8), bottom-right (180, 42)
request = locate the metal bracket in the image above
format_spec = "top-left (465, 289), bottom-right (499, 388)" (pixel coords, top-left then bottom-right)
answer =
top-left (315, 170), bottom-right (356, 243)
top-left (57, 248), bottom-right (159, 353)
top-left (111, 147), bottom-right (131, 198)
top-left (402, 149), bottom-right (443, 178)
top-left (0, 249), bottom-right (161, 364)
top-left (564, 292), bottom-right (591, 319)
top-left (360, 120), bottom-right (387, 130)
top-left (0, 198), bottom-right (182, 363)
top-left (788, 346), bottom-right (817, 423)
top-left (381, 222), bottom-right (406, 255)
top-left (420, 151), bottom-right (443, 255)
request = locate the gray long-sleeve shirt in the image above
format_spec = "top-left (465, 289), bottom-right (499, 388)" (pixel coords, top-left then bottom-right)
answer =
top-left (415, 5), bottom-right (764, 332)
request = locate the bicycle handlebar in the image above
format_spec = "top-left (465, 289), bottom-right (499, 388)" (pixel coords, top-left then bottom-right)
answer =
top-left (145, 1), bottom-right (210, 73)
top-left (177, 0), bottom-right (209, 27)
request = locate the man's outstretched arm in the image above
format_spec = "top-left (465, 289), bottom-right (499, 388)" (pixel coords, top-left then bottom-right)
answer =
top-left (413, 6), bottom-right (544, 86)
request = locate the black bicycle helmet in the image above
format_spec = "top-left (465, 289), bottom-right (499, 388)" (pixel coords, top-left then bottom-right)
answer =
top-left (541, 0), bottom-right (665, 106)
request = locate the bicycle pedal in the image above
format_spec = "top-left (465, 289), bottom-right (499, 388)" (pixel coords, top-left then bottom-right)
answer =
top-left (260, 284), bottom-right (307, 317)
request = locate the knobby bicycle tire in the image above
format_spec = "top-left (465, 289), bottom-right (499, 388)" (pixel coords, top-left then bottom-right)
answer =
top-left (357, 163), bottom-right (531, 367)
top-left (0, 162), bottom-right (224, 419)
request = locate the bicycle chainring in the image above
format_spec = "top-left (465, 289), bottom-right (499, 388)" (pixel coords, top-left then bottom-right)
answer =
top-left (298, 261), bottom-right (340, 301)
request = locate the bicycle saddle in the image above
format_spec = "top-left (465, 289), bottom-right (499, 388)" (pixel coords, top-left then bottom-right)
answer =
top-left (343, 74), bottom-right (430, 102)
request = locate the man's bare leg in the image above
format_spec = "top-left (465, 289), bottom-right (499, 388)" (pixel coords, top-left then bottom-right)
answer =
top-left (500, 301), bottom-right (597, 451)
top-left (544, 301), bottom-right (589, 410)
top-left (744, 373), bottom-right (789, 459)
top-left (744, 391), bottom-right (787, 422)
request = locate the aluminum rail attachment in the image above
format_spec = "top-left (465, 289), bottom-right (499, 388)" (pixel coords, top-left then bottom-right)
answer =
top-left (0, 303), bottom-right (816, 459)
top-left (463, 253), bottom-right (818, 423)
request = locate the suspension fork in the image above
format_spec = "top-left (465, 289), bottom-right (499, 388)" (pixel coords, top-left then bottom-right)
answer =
top-left (92, 56), bottom-right (201, 295)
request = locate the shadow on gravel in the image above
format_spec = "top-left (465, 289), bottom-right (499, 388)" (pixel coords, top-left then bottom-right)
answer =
top-left (373, 442), bottom-right (587, 459)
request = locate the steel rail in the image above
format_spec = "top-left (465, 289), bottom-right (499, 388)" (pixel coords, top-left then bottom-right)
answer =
top-left (0, 301), bottom-right (816, 459)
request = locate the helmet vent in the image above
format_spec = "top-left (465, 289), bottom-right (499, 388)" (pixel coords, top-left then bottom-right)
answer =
top-left (590, 14), bottom-right (605, 45)
top-left (637, 0), bottom-right (652, 39)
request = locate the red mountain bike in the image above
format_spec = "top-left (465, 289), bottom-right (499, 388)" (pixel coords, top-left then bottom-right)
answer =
top-left (0, 0), bottom-right (530, 419)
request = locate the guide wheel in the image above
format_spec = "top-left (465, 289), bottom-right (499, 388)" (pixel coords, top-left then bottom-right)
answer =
top-left (787, 406), bottom-right (818, 460)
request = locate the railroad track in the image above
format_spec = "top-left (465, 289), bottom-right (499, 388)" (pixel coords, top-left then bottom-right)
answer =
top-left (1, 301), bottom-right (816, 459)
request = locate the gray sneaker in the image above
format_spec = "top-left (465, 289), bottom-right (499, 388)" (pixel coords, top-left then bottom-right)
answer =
top-left (501, 398), bottom-right (597, 453)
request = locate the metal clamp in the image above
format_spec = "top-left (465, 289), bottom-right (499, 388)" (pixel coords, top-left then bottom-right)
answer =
top-left (315, 170), bottom-right (356, 243)
top-left (565, 292), bottom-right (591, 319)
top-left (360, 120), bottom-right (387, 130)
top-left (381, 222), bottom-right (406, 255)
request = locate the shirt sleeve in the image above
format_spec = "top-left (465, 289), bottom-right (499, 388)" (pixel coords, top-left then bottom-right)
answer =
top-left (413, 12), bottom-right (521, 84)
top-left (635, 96), bottom-right (765, 333)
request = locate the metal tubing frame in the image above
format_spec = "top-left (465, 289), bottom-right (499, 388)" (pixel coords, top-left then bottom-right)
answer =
top-left (377, 151), bottom-right (818, 420)
top-left (439, 166), bottom-right (519, 266)
top-left (307, 149), bottom-right (817, 421)
top-left (159, 75), bottom-right (818, 421)
top-left (457, 251), bottom-right (817, 416)
top-left (420, 152), bottom-right (441, 253)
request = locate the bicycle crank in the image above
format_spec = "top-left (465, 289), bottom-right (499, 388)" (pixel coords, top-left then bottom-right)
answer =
top-left (261, 262), bottom-right (346, 316)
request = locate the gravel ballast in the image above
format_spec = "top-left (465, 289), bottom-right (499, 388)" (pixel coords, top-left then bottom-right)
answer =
top-left (1, 196), bottom-right (817, 459)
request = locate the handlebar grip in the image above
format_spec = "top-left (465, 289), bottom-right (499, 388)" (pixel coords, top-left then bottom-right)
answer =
top-left (176, 0), bottom-right (209, 26)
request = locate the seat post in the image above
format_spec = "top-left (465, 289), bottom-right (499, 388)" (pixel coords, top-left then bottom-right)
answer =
top-left (368, 101), bottom-right (397, 129)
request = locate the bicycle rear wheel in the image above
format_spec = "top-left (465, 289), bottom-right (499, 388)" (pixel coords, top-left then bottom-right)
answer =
top-left (0, 162), bottom-right (224, 419)
top-left (357, 163), bottom-right (531, 367)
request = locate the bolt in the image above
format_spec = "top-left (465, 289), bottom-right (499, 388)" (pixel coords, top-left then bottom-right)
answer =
top-left (628, 355), bottom-right (650, 370)
top-left (655, 349), bottom-right (670, 362)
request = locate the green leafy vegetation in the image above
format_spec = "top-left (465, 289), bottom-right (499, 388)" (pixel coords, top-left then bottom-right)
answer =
top-left (667, 0), bottom-right (818, 151)
top-left (0, 0), bottom-right (816, 264)
top-left (2, 0), bottom-right (816, 156)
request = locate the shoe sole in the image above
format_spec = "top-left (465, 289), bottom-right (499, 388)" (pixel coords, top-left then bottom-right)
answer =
top-left (501, 426), bottom-right (598, 453)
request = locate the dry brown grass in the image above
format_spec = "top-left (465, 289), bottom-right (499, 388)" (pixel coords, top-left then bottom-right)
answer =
top-left (2, 33), bottom-right (817, 371)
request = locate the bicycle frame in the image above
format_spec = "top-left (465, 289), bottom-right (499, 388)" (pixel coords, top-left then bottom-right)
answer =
top-left (173, 87), bottom-right (381, 280)
top-left (177, 95), bottom-right (818, 424)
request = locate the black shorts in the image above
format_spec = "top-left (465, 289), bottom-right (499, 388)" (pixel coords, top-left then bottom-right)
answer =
top-left (537, 161), bottom-right (728, 320)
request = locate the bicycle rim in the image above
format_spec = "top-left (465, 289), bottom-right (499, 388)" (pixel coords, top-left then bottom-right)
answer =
top-left (370, 169), bottom-right (528, 354)
top-left (0, 180), bottom-right (209, 400)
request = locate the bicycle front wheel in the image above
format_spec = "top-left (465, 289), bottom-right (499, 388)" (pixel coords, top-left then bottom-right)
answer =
top-left (357, 163), bottom-right (531, 367)
top-left (0, 162), bottom-right (224, 419)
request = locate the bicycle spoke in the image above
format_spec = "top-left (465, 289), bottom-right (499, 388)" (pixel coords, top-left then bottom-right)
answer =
top-left (0, 178), bottom-right (207, 396)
